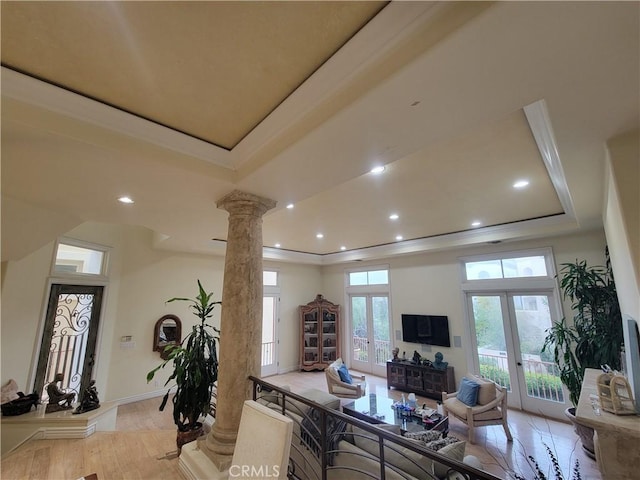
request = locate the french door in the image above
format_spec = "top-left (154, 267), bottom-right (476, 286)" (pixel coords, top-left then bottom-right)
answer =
top-left (260, 294), bottom-right (279, 377)
top-left (466, 291), bottom-right (567, 420)
top-left (34, 284), bottom-right (104, 403)
top-left (349, 294), bottom-right (390, 377)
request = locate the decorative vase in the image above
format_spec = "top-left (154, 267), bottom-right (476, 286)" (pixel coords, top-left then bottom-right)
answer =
top-left (564, 407), bottom-right (595, 459)
top-left (176, 422), bottom-right (204, 454)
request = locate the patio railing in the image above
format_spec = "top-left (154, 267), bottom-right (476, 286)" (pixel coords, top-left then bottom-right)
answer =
top-left (352, 336), bottom-right (391, 365)
top-left (478, 353), bottom-right (565, 403)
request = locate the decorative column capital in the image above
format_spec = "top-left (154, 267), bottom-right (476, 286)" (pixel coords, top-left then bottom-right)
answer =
top-left (216, 190), bottom-right (276, 217)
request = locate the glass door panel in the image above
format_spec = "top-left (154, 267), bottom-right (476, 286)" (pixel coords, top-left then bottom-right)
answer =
top-left (510, 294), bottom-right (566, 417)
top-left (261, 295), bottom-right (278, 377)
top-left (350, 294), bottom-right (390, 376)
top-left (351, 296), bottom-right (369, 370)
top-left (467, 292), bottom-right (567, 419)
top-left (470, 295), bottom-right (514, 393)
top-left (372, 296), bottom-right (391, 371)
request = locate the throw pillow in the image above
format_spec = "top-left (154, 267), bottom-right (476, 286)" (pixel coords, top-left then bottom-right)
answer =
top-left (1, 379), bottom-right (20, 405)
top-left (403, 430), bottom-right (444, 444)
top-left (468, 374), bottom-right (497, 406)
top-left (432, 440), bottom-right (466, 478)
top-left (424, 436), bottom-right (460, 451)
top-left (337, 364), bottom-right (353, 384)
top-left (456, 377), bottom-right (480, 406)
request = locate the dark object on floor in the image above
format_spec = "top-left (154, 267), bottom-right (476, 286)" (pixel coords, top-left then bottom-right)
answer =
top-left (1, 392), bottom-right (39, 416)
top-left (76, 474), bottom-right (98, 480)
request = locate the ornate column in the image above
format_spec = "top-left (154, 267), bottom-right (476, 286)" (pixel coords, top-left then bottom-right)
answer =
top-left (204, 190), bottom-right (276, 470)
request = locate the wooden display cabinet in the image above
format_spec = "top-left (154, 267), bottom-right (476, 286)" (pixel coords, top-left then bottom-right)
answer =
top-left (300, 294), bottom-right (340, 371)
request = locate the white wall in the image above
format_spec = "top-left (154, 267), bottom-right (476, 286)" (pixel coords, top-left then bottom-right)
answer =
top-left (604, 128), bottom-right (640, 393)
top-left (322, 230), bottom-right (607, 385)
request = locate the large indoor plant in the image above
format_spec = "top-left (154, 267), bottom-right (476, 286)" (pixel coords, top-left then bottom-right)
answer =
top-left (147, 280), bottom-right (221, 452)
top-left (543, 250), bottom-right (623, 457)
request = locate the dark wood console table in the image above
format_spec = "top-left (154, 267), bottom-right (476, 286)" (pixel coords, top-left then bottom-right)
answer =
top-left (387, 361), bottom-right (455, 400)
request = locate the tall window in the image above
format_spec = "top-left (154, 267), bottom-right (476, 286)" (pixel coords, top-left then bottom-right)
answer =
top-left (460, 248), bottom-right (567, 419)
top-left (262, 270), bottom-right (279, 376)
top-left (346, 266), bottom-right (391, 376)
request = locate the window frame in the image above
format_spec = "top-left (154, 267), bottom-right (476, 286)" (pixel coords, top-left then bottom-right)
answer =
top-left (51, 237), bottom-right (111, 280)
top-left (346, 264), bottom-right (390, 288)
top-left (459, 247), bottom-right (557, 291)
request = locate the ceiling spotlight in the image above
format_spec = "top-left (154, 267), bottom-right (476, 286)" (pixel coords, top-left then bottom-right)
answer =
top-left (370, 166), bottom-right (385, 175)
top-left (340, 246), bottom-right (346, 251)
top-left (513, 180), bottom-right (530, 189)
top-left (316, 233), bottom-right (324, 239)
top-left (395, 235), bottom-right (403, 241)
top-left (389, 213), bottom-right (399, 220)
top-left (286, 203), bottom-right (294, 209)
top-left (274, 243), bottom-right (281, 248)
top-left (471, 221), bottom-right (482, 227)
top-left (118, 196), bottom-right (134, 204)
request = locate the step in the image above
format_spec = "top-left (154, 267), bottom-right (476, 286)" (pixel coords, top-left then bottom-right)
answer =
top-left (1, 401), bottom-right (118, 456)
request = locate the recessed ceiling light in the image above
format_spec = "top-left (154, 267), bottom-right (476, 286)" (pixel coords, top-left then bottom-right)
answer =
top-left (370, 166), bottom-right (385, 175)
top-left (389, 213), bottom-right (399, 220)
top-left (286, 203), bottom-right (294, 209)
top-left (118, 196), bottom-right (134, 204)
top-left (471, 221), bottom-right (482, 227)
top-left (513, 180), bottom-right (530, 189)
top-left (274, 243), bottom-right (281, 248)
top-left (395, 235), bottom-right (403, 241)
top-left (340, 246), bottom-right (346, 251)
top-left (316, 233), bottom-right (324, 239)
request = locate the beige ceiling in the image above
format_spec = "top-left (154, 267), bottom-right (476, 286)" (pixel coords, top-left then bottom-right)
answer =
top-left (2, 1), bottom-right (386, 149)
top-left (1, 1), bottom-right (638, 263)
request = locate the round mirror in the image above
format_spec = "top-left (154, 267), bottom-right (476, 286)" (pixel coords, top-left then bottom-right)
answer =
top-left (153, 314), bottom-right (182, 359)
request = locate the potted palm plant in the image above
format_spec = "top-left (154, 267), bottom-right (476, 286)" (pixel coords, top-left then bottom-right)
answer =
top-left (147, 280), bottom-right (221, 453)
top-left (543, 249), bottom-right (624, 458)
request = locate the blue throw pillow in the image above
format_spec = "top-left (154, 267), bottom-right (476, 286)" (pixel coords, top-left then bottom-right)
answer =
top-left (337, 364), bottom-right (353, 384)
top-left (457, 377), bottom-right (480, 406)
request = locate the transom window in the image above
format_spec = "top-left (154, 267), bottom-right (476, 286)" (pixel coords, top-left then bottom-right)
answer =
top-left (348, 269), bottom-right (389, 286)
top-left (463, 252), bottom-right (550, 281)
top-left (263, 270), bottom-right (278, 286)
top-left (53, 239), bottom-right (109, 277)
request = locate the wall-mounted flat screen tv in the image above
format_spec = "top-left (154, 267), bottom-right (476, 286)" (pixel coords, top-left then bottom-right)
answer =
top-left (401, 314), bottom-right (451, 347)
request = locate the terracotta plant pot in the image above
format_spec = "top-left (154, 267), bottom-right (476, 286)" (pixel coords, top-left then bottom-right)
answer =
top-left (176, 422), bottom-right (204, 454)
top-left (564, 407), bottom-right (595, 459)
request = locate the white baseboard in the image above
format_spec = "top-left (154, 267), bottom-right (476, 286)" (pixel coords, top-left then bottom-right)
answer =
top-left (114, 388), bottom-right (175, 406)
top-left (277, 365), bottom-right (299, 374)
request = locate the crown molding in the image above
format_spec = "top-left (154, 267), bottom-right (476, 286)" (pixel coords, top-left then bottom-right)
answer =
top-left (524, 99), bottom-right (577, 220)
top-left (1, 67), bottom-right (232, 168)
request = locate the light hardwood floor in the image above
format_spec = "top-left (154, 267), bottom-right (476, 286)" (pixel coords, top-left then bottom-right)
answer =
top-left (1, 370), bottom-right (601, 480)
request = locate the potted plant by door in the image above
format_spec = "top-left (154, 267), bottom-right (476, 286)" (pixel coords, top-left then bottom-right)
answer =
top-left (147, 280), bottom-right (221, 453)
top-left (543, 249), bottom-right (624, 458)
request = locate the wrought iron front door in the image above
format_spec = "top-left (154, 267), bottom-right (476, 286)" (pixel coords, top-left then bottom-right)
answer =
top-left (34, 284), bottom-right (104, 402)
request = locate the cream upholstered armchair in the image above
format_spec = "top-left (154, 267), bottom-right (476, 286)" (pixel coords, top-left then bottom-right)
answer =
top-left (442, 374), bottom-right (512, 444)
top-left (325, 358), bottom-right (366, 399)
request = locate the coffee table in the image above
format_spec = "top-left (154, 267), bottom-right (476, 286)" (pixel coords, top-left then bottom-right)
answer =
top-left (342, 394), bottom-right (448, 435)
